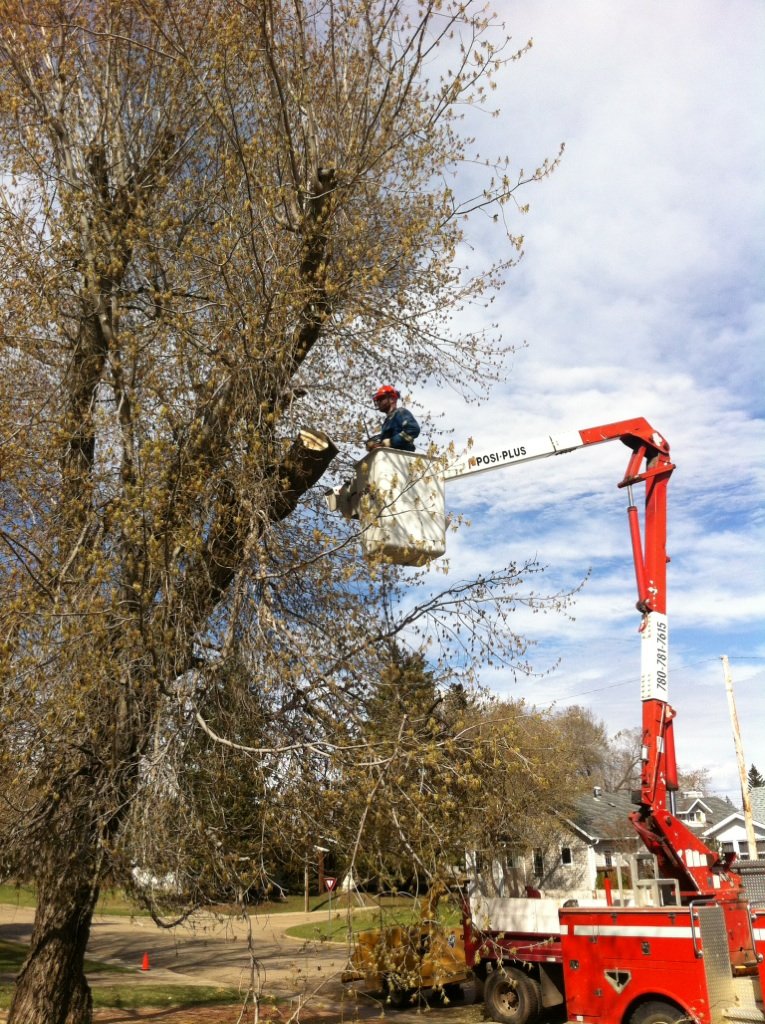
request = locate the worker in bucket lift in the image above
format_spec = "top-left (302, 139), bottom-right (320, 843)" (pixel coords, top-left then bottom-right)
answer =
top-left (366, 385), bottom-right (420, 452)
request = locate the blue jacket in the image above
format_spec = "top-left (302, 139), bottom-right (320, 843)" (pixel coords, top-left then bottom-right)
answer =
top-left (376, 407), bottom-right (420, 451)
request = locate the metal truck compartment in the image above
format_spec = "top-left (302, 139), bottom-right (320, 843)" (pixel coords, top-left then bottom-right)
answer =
top-left (559, 904), bottom-right (733, 1024)
top-left (469, 896), bottom-right (565, 936)
top-left (738, 861), bottom-right (765, 903)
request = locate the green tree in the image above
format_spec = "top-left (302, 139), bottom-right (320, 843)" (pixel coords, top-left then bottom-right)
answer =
top-left (552, 706), bottom-right (610, 783)
top-left (461, 699), bottom-right (609, 897)
top-left (0, 2), bottom-right (564, 1021)
top-left (343, 655), bottom-right (607, 896)
top-left (342, 645), bottom-right (473, 889)
top-left (749, 764), bottom-right (765, 790)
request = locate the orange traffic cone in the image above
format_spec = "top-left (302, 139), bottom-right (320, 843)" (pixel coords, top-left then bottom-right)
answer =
top-left (141, 952), bottom-right (150, 972)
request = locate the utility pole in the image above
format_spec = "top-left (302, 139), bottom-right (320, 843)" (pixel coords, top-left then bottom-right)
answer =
top-left (722, 655), bottom-right (758, 859)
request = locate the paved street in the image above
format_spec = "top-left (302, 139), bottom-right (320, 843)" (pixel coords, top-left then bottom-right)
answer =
top-left (0, 902), bottom-right (362, 1021)
top-left (0, 904), bottom-right (355, 987)
top-left (0, 902), bottom-right (488, 1023)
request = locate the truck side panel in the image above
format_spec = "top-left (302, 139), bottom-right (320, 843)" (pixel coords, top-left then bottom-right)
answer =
top-left (559, 906), bottom-right (731, 1024)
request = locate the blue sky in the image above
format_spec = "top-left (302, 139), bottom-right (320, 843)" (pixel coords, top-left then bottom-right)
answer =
top-left (416, 1), bottom-right (765, 803)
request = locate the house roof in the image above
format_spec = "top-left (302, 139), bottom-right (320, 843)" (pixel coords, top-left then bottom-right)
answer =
top-left (700, 786), bottom-right (765, 840)
top-left (568, 790), bottom-right (638, 842)
top-left (568, 789), bottom-right (738, 843)
top-left (750, 787), bottom-right (765, 821)
top-left (703, 809), bottom-right (765, 839)
top-left (674, 793), bottom-right (736, 826)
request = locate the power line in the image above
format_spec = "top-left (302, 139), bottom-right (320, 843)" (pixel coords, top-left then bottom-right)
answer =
top-left (524, 655), bottom-right (764, 707)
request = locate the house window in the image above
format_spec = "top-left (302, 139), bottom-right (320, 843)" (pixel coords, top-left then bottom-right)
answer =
top-left (533, 849), bottom-right (544, 876)
top-left (561, 847), bottom-right (573, 866)
top-left (604, 852), bottom-right (613, 869)
top-left (498, 846), bottom-right (517, 870)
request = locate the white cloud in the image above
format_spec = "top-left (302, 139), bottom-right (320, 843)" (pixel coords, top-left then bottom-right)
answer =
top-left (410, 0), bottom-right (765, 802)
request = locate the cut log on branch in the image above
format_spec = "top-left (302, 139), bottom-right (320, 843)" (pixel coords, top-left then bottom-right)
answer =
top-left (269, 427), bottom-right (339, 524)
top-left (199, 427), bottom-right (338, 609)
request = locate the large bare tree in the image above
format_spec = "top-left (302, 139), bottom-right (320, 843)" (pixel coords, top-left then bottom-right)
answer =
top-left (0, 2), bottom-right (565, 1021)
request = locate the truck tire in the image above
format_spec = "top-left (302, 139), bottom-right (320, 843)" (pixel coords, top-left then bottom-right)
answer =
top-left (472, 963), bottom-right (487, 1003)
top-left (383, 976), bottom-right (413, 1010)
top-left (484, 965), bottom-right (541, 1024)
top-left (443, 982), bottom-right (465, 1003)
top-left (630, 1001), bottom-right (686, 1024)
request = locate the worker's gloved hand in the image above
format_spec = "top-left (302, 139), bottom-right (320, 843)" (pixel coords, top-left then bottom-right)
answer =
top-left (365, 439), bottom-right (378, 451)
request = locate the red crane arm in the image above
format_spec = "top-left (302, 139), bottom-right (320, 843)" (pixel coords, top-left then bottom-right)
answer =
top-left (448, 417), bottom-right (741, 900)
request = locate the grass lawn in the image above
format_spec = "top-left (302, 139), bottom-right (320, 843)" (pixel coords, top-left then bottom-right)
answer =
top-left (0, 982), bottom-right (241, 1012)
top-left (0, 886), bottom-right (36, 911)
top-left (0, 938), bottom-right (132, 979)
top-left (0, 882), bottom-right (460, 945)
top-left (248, 892), bottom-right (383, 915)
top-left (0, 883), bottom-right (149, 918)
top-left (0, 883), bottom-right (382, 918)
top-left (91, 984), bottom-right (240, 1010)
top-left (0, 940), bottom-right (239, 1011)
top-left (285, 902), bottom-right (462, 942)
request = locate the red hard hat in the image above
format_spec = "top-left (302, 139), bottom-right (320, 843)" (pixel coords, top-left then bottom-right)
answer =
top-left (373, 385), bottom-right (400, 402)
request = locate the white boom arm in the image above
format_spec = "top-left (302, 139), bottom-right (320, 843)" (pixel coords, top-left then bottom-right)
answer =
top-left (444, 431), bottom-right (585, 481)
top-left (443, 425), bottom-right (666, 482)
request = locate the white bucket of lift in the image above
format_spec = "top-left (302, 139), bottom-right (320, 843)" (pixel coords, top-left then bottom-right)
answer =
top-left (355, 449), bottom-right (446, 566)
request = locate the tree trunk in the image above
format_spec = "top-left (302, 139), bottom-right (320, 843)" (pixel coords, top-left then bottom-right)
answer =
top-left (8, 863), bottom-right (99, 1024)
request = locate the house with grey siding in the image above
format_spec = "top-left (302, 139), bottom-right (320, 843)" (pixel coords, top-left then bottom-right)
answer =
top-left (470, 788), bottom-right (762, 903)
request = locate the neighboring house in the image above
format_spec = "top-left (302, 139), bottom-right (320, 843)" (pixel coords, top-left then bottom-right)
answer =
top-left (750, 787), bottom-right (765, 849)
top-left (470, 788), bottom-right (765, 904)
top-left (687, 789), bottom-right (765, 861)
top-left (469, 789), bottom-right (639, 903)
top-left (546, 788), bottom-right (643, 901)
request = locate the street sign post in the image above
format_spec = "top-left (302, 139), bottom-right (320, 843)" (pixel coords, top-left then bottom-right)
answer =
top-left (325, 877), bottom-right (337, 925)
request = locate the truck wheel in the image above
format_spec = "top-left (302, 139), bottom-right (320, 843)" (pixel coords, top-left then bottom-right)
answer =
top-left (383, 976), bottom-right (413, 1010)
top-left (443, 983), bottom-right (464, 1003)
top-left (484, 966), bottom-right (541, 1024)
top-left (472, 963), bottom-right (487, 1003)
top-left (630, 1001), bottom-right (686, 1024)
